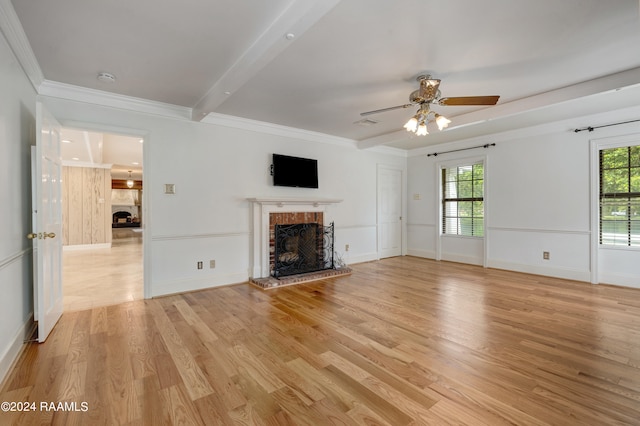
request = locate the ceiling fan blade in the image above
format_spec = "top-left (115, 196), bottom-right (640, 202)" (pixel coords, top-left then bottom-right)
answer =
top-left (438, 95), bottom-right (500, 106)
top-left (360, 103), bottom-right (415, 116)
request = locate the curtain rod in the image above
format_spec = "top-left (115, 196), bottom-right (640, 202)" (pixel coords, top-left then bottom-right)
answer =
top-left (574, 118), bottom-right (640, 133)
top-left (427, 143), bottom-right (496, 157)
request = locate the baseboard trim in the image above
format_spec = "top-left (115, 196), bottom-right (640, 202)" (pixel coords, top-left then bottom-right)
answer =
top-left (63, 243), bottom-right (111, 251)
top-left (151, 272), bottom-right (249, 298)
top-left (406, 249), bottom-right (436, 259)
top-left (0, 313), bottom-right (33, 388)
top-left (344, 252), bottom-right (379, 265)
top-left (441, 253), bottom-right (483, 266)
top-left (598, 272), bottom-right (640, 289)
top-left (488, 259), bottom-right (591, 282)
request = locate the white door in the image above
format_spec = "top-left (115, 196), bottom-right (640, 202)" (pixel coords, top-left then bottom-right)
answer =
top-left (378, 165), bottom-right (403, 258)
top-left (29, 101), bottom-right (63, 342)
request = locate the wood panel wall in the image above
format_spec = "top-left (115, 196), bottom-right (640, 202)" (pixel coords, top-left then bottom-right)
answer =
top-left (62, 166), bottom-right (112, 246)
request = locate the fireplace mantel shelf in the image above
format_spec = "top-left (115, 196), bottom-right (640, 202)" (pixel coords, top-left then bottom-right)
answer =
top-left (247, 197), bottom-right (342, 207)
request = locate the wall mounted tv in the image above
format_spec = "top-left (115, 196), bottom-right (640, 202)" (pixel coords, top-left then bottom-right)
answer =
top-left (272, 154), bottom-right (318, 188)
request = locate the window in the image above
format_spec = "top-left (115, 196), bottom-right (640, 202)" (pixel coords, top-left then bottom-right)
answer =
top-left (599, 145), bottom-right (640, 246)
top-left (442, 162), bottom-right (484, 237)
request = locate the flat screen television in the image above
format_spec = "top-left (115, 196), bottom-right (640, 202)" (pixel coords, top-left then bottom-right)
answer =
top-left (272, 154), bottom-right (318, 188)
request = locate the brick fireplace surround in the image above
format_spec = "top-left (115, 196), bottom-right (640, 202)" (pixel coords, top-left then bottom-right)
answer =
top-left (247, 198), bottom-right (351, 289)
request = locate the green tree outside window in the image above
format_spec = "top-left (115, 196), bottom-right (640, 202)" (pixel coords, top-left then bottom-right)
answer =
top-left (442, 162), bottom-right (484, 237)
top-left (599, 145), bottom-right (640, 246)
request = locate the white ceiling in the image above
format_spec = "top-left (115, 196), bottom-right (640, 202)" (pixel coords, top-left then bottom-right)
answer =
top-left (8, 0), bottom-right (640, 151)
top-left (60, 129), bottom-right (143, 179)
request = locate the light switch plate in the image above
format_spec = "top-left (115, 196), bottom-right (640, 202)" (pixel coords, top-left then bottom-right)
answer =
top-left (164, 184), bottom-right (176, 195)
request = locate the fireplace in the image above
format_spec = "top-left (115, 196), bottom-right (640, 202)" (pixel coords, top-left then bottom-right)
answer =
top-left (247, 198), bottom-right (341, 277)
top-left (273, 222), bottom-right (334, 278)
top-left (112, 209), bottom-right (140, 228)
top-left (247, 197), bottom-right (349, 288)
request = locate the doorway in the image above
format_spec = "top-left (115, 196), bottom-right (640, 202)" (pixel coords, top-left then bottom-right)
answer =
top-left (377, 165), bottom-right (403, 258)
top-left (60, 129), bottom-right (144, 311)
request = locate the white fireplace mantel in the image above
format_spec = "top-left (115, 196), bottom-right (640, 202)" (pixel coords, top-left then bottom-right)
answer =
top-left (247, 197), bottom-right (343, 207)
top-left (247, 197), bottom-right (342, 278)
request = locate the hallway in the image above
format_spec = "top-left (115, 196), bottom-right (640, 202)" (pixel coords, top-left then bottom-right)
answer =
top-left (63, 229), bottom-right (143, 312)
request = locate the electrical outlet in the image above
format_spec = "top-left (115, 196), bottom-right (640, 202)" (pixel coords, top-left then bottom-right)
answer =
top-left (345, 244), bottom-right (349, 252)
top-left (210, 259), bottom-right (216, 269)
top-left (197, 261), bottom-right (203, 269)
top-left (543, 251), bottom-right (550, 260)
top-left (413, 193), bottom-right (421, 200)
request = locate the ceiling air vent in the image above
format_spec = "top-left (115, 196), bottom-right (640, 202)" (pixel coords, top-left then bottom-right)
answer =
top-left (354, 118), bottom-right (379, 126)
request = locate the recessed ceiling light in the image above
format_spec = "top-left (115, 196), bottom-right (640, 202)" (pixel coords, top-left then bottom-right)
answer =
top-left (97, 72), bottom-right (116, 83)
top-left (62, 139), bottom-right (72, 143)
top-left (132, 162), bottom-right (139, 165)
top-left (285, 33), bottom-right (295, 40)
top-left (72, 157), bottom-right (80, 161)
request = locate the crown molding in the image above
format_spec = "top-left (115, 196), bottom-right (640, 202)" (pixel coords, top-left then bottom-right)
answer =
top-left (38, 80), bottom-right (193, 120)
top-left (203, 112), bottom-right (358, 149)
top-left (0, 0), bottom-right (43, 89)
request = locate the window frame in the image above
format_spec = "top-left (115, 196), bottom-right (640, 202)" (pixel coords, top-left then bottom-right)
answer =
top-left (599, 144), bottom-right (640, 247)
top-left (440, 159), bottom-right (485, 238)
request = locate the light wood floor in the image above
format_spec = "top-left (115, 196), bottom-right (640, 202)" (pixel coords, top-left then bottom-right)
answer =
top-left (2, 257), bottom-right (640, 425)
top-left (63, 229), bottom-right (143, 312)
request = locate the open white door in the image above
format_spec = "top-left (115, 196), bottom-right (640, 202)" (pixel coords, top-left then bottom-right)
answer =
top-left (378, 165), bottom-right (403, 258)
top-left (29, 101), bottom-right (63, 342)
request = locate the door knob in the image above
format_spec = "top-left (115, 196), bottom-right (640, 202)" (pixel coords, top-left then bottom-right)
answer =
top-left (26, 232), bottom-right (39, 239)
top-left (43, 232), bottom-right (56, 239)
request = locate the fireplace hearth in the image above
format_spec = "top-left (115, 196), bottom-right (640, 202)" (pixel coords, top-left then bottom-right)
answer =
top-left (273, 222), bottom-right (334, 278)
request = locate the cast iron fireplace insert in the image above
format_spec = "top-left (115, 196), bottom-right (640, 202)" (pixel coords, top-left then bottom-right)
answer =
top-left (273, 222), bottom-right (334, 278)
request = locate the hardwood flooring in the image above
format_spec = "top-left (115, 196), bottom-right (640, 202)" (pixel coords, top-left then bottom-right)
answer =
top-left (63, 229), bottom-right (143, 312)
top-left (2, 256), bottom-right (640, 425)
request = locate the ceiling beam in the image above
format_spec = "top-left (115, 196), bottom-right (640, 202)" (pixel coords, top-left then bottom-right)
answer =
top-left (358, 66), bottom-right (640, 150)
top-left (191, 0), bottom-right (343, 121)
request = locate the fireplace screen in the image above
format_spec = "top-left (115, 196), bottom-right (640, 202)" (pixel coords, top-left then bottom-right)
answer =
top-left (273, 222), bottom-right (334, 278)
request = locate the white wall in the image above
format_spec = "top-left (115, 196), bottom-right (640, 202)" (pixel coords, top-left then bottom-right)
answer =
top-left (39, 96), bottom-right (406, 297)
top-left (4, 20), bottom-right (638, 388)
top-left (407, 107), bottom-right (640, 285)
top-left (0, 30), bottom-right (37, 382)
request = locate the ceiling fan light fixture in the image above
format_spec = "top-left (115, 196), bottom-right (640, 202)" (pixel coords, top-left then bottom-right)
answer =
top-left (435, 114), bottom-right (451, 131)
top-left (404, 117), bottom-right (418, 132)
top-left (416, 122), bottom-right (429, 136)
